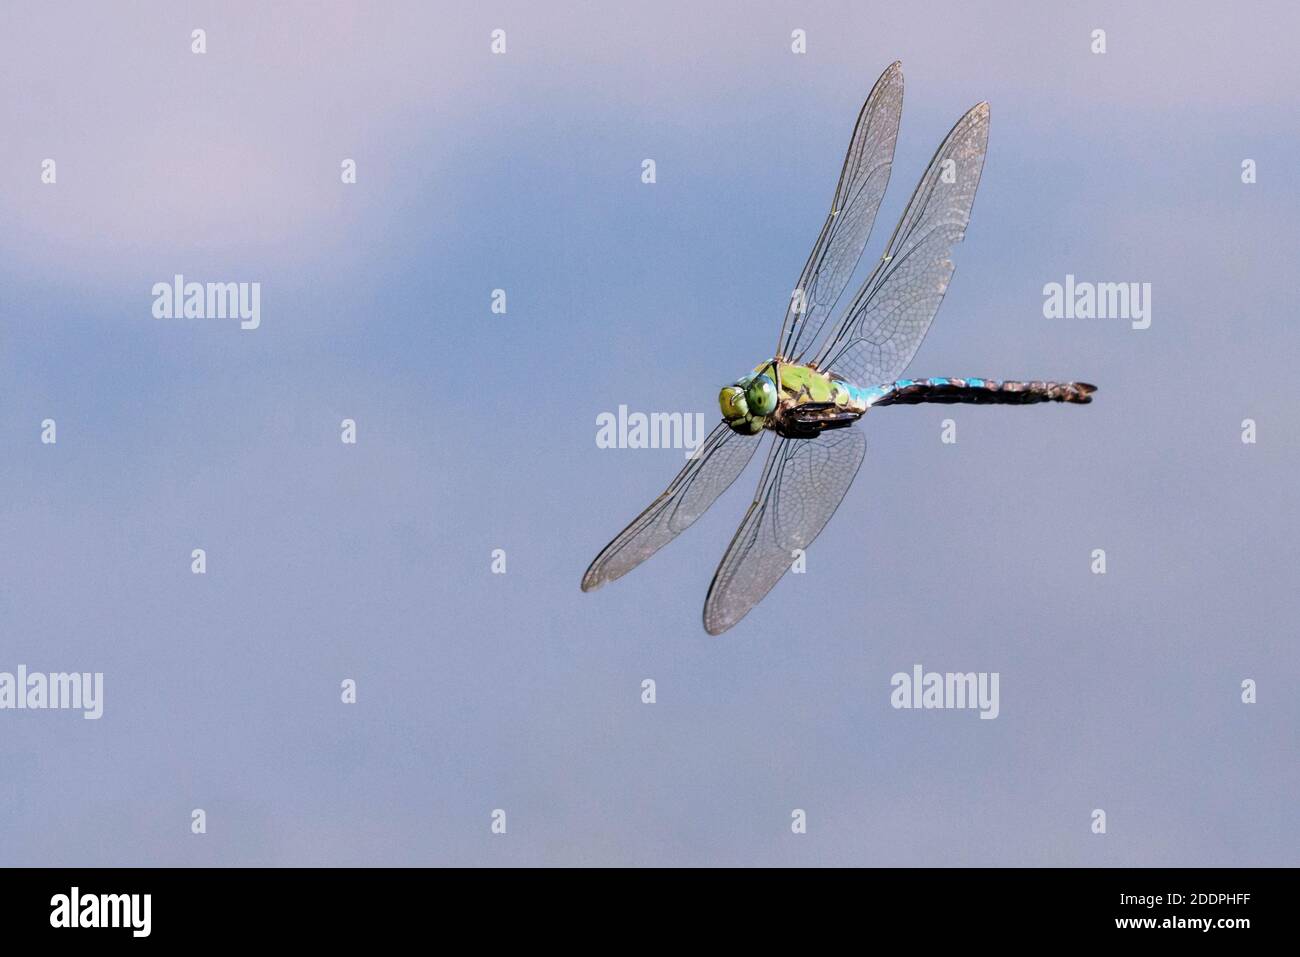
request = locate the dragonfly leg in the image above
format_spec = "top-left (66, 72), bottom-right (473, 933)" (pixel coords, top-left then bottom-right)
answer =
top-left (775, 405), bottom-right (863, 438)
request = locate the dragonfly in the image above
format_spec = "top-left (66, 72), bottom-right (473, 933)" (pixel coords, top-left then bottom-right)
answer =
top-left (582, 61), bottom-right (1095, 635)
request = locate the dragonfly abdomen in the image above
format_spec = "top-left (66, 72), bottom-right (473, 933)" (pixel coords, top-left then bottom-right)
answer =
top-left (870, 377), bottom-right (1097, 406)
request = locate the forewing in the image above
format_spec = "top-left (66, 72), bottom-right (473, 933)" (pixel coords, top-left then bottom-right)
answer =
top-left (703, 428), bottom-right (867, 635)
top-left (776, 62), bottom-right (904, 363)
top-left (815, 101), bottom-right (990, 385)
top-left (582, 423), bottom-right (763, 591)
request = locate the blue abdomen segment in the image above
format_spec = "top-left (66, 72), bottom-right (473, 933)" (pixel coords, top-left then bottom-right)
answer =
top-left (868, 377), bottom-right (1096, 406)
top-left (855, 384), bottom-right (892, 407)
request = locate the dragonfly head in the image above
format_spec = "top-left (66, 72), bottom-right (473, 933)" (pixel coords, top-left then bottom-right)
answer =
top-left (719, 371), bottom-right (777, 434)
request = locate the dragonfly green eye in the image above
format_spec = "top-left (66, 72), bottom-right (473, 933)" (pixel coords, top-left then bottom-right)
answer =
top-left (719, 385), bottom-right (748, 420)
top-left (745, 375), bottom-right (778, 415)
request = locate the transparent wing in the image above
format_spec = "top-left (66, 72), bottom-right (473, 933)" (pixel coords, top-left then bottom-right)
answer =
top-left (775, 61), bottom-right (904, 363)
top-left (814, 101), bottom-right (990, 385)
top-left (703, 427), bottom-right (867, 635)
top-left (582, 423), bottom-right (763, 591)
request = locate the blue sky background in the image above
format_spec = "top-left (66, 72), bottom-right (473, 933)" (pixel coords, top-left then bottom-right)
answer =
top-left (2, 1), bottom-right (1297, 865)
